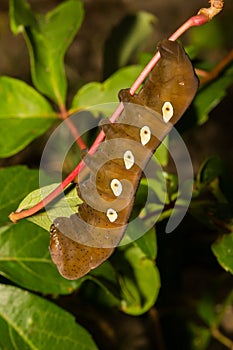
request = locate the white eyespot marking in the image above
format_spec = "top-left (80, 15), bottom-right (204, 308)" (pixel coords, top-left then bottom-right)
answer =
top-left (162, 101), bottom-right (174, 123)
top-left (140, 126), bottom-right (151, 146)
top-left (106, 208), bottom-right (118, 223)
top-left (110, 179), bottom-right (122, 197)
top-left (123, 150), bottom-right (134, 170)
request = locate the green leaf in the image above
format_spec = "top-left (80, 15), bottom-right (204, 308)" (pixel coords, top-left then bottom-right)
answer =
top-left (190, 20), bottom-right (225, 51)
top-left (197, 156), bottom-right (223, 184)
top-left (134, 228), bottom-right (157, 260)
top-left (212, 231), bottom-right (233, 274)
top-left (103, 11), bottom-right (156, 77)
top-left (86, 242), bottom-right (160, 315)
top-left (114, 12), bottom-right (156, 67)
top-left (0, 77), bottom-right (56, 157)
top-left (155, 136), bottom-right (169, 167)
top-left (189, 323), bottom-right (211, 350)
top-left (87, 262), bottom-right (122, 307)
top-left (9, 0), bottom-right (35, 34)
top-left (0, 166), bottom-right (39, 225)
top-left (9, 0), bottom-right (84, 105)
top-left (0, 284), bottom-right (98, 350)
top-left (18, 183), bottom-right (81, 231)
top-left (194, 61), bottom-right (233, 125)
top-left (196, 294), bottom-right (216, 327)
top-left (0, 221), bottom-right (82, 294)
top-left (118, 245), bottom-right (160, 315)
top-left (71, 65), bottom-right (142, 114)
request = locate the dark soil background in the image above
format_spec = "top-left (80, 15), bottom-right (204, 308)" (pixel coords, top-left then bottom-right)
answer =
top-left (0, 1), bottom-right (233, 350)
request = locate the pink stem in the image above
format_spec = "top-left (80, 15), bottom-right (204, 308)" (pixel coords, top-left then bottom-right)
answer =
top-left (60, 105), bottom-right (87, 150)
top-left (130, 14), bottom-right (208, 95)
top-left (9, 14), bottom-right (209, 223)
top-left (64, 117), bottom-right (87, 150)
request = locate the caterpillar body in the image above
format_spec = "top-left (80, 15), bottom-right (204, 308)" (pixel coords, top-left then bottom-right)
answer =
top-left (50, 40), bottom-right (198, 280)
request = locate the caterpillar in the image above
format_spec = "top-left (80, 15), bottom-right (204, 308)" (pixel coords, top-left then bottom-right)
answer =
top-left (49, 39), bottom-right (198, 280)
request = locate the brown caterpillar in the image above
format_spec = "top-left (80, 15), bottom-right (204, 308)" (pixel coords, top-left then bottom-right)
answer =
top-left (49, 40), bottom-right (198, 280)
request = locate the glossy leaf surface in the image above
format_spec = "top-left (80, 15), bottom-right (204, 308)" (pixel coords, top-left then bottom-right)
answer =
top-left (0, 221), bottom-right (82, 294)
top-left (9, 0), bottom-right (84, 105)
top-left (0, 77), bottom-right (56, 157)
top-left (0, 284), bottom-right (98, 350)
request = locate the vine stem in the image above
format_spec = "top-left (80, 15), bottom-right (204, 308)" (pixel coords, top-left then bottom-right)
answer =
top-left (211, 328), bottom-right (233, 349)
top-left (9, 132), bottom-right (106, 223)
top-left (60, 104), bottom-right (87, 150)
top-left (199, 49), bottom-right (233, 87)
top-left (9, 1), bottom-right (223, 223)
top-left (210, 290), bottom-right (233, 349)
